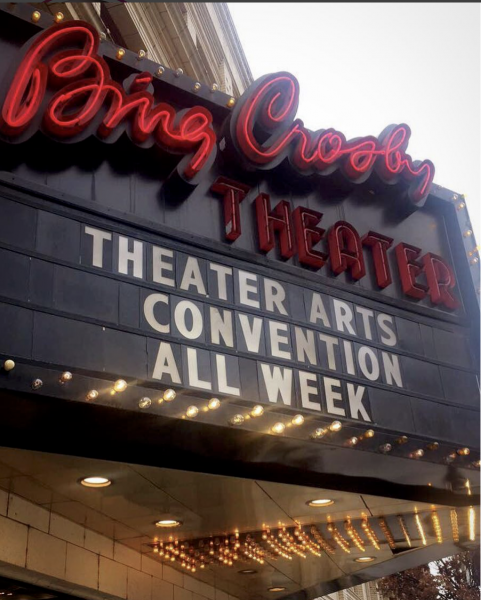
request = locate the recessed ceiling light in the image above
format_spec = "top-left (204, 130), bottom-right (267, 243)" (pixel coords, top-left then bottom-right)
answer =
top-left (155, 519), bottom-right (182, 528)
top-left (80, 476), bottom-right (112, 488)
top-left (307, 498), bottom-right (334, 507)
top-left (239, 569), bottom-right (257, 575)
top-left (355, 556), bottom-right (376, 563)
top-left (268, 587), bottom-right (286, 593)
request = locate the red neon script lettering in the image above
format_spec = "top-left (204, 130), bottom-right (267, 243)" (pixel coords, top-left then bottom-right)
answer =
top-left (231, 72), bottom-right (434, 205)
top-left (0, 21), bottom-right (216, 180)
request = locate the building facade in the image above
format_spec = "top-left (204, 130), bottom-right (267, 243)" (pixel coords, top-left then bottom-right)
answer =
top-left (0, 5), bottom-right (479, 600)
top-left (33, 2), bottom-right (253, 96)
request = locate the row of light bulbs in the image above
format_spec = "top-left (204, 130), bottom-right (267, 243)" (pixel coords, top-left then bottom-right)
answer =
top-left (2, 360), bottom-right (479, 467)
top-left (151, 507), bottom-right (477, 573)
top-left (28, 10), bottom-right (236, 109)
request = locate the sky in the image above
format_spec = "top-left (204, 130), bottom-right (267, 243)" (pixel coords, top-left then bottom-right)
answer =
top-left (228, 2), bottom-right (480, 238)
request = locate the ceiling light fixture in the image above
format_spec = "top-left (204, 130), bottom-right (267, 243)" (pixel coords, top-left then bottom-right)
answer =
top-left (155, 519), bottom-right (182, 528)
top-left (268, 588), bottom-right (286, 593)
top-left (307, 498), bottom-right (334, 507)
top-left (80, 476), bottom-right (112, 488)
top-left (355, 556), bottom-right (375, 563)
top-left (239, 569), bottom-right (257, 575)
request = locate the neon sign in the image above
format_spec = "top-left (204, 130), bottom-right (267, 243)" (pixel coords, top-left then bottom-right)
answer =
top-left (0, 21), bottom-right (434, 205)
top-left (228, 73), bottom-right (434, 206)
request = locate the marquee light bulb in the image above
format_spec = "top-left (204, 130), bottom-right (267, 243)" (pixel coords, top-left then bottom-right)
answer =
top-left (59, 371), bottom-right (73, 383)
top-left (230, 414), bottom-right (245, 426)
top-left (139, 397), bottom-right (152, 409)
top-left (86, 389), bottom-right (98, 401)
top-left (31, 11), bottom-right (41, 22)
top-left (175, 68), bottom-right (183, 77)
top-left (163, 389), bottom-right (176, 402)
top-left (410, 449), bottom-right (424, 459)
top-left (396, 435), bottom-right (408, 444)
top-left (379, 443), bottom-right (392, 453)
top-left (457, 447), bottom-right (470, 456)
top-left (364, 429), bottom-right (375, 438)
top-left (311, 427), bottom-right (327, 439)
top-left (226, 97), bottom-right (236, 108)
top-left (54, 12), bottom-right (64, 23)
top-left (291, 414), bottom-right (304, 426)
top-left (211, 83), bottom-right (219, 92)
top-left (348, 437), bottom-right (359, 446)
top-left (468, 507), bottom-right (475, 541)
top-left (3, 359), bottom-right (15, 371)
top-left (31, 379), bottom-right (43, 390)
top-left (156, 66), bottom-right (165, 77)
top-left (186, 406), bottom-right (199, 418)
top-left (137, 49), bottom-right (146, 60)
top-left (116, 48), bottom-right (125, 60)
top-left (472, 460), bottom-right (481, 468)
top-left (208, 397), bottom-right (220, 410)
top-left (329, 420), bottom-right (342, 432)
top-left (427, 442), bottom-right (439, 451)
top-left (464, 230), bottom-right (473, 237)
top-left (193, 82), bottom-right (201, 92)
top-left (271, 422), bottom-right (286, 435)
top-left (251, 405), bottom-right (264, 417)
top-left (113, 379), bottom-right (127, 393)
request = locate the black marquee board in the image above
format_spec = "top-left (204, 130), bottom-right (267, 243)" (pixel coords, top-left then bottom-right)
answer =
top-left (0, 5), bottom-right (479, 508)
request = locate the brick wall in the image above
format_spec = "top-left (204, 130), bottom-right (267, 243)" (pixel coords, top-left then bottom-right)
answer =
top-left (0, 489), bottom-right (238, 600)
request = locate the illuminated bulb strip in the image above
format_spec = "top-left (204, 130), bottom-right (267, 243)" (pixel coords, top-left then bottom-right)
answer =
top-left (431, 510), bottom-right (443, 544)
top-left (450, 509), bottom-right (459, 543)
top-left (361, 517), bottom-right (380, 550)
top-left (345, 520), bottom-right (365, 552)
top-left (310, 526), bottom-right (336, 554)
top-left (468, 507), bottom-right (476, 542)
top-left (378, 517), bottom-right (396, 550)
top-left (294, 528), bottom-right (322, 557)
top-left (397, 515), bottom-right (412, 548)
top-left (327, 522), bottom-right (350, 553)
top-left (414, 510), bottom-right (427, 546)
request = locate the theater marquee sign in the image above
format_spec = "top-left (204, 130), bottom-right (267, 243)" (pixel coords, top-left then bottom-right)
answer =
top-left (0, 15), bottom-right (479, 485)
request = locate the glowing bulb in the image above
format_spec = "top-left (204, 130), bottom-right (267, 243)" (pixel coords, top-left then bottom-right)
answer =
top-left (208, 397), bottom-right (220, 410)
top-left (186, 406), bottom-right (199, 418)
top-left (156, 519), bottom-right (182, 528)
top-left (31, 10), bottom-right (41, 22)
top-left (193, 82), bottom-right (201, 92)
top-left (472, 460), bottom-right (480, 468)
top-left (86, 389), bottom-right (98, 401)
top-left (54, 12), bottom-right (64, 23)
top-left (211, 83), bottom-right (219, 92)
top-left (31, 379), bottom-right (43, 390)
top-left (410, 449), bottom-right (424, 459)
top-left (113, 379), bottom-right (127, 393)
top-left (139, 397), bottom-right (152, 409)
top-left (457, 447), bottom-right (470, 456)
top-left (229, 414), bottom-right (244, 426)
top-left (156, 66), bottom-right (165, 76)
top-left (116, 48), bottom-right (125, 60)
top-left (468, 507), bottom-right (475, 541)
top-left (3, 359), bottom-right (15, 371)
top-left (251, 405), bottom-right (264, 417)
top-left (163, 389), bottom-right (176, 402)
top-left (364, 429), bottom-right (375, 438)
top-left (329, 420), bottom-right (342, 432)
top-left (226, 97), bottom-right (236, 108)
top-left (59, 371), bottom-right (73, 383)
top-left (464, 230), bottom-right (473, 237)
top-left (348, 437), bottom-right (359, 446)
top-left (291, 414), bottom-right (304, 426)
top-left (397, 435), bottom-right (408, 444)
top-left (427, 442), bottom-right (439, 450)
top-left (137, 49), bottom-right (146, 59)
top-left (271, 422), bottom-right (286, 434)
top-left (311, 427), bottom-right (327, 439)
